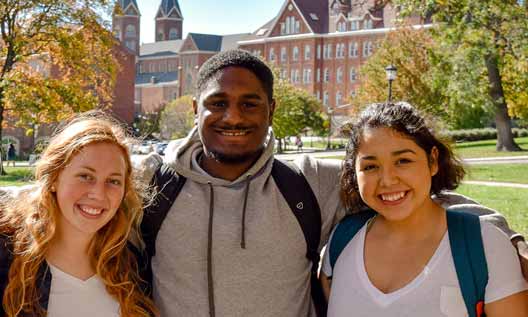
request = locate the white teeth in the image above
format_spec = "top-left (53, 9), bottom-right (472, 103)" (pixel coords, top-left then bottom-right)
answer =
top-left (221, 131), bottom-right (248, 136)
top-left (381, 192), bottom-right (406, 201)
top-left (79, 205), bottom-right (103, 215)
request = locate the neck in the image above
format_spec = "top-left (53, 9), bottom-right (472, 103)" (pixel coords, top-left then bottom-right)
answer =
top-left (199, 150), bottom-right (262, 181)
top-left (373, 199), bottom-right (446, 242)
top-left (46, 226), bottom-right (95, 279)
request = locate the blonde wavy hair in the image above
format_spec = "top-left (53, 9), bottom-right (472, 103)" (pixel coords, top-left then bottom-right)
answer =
top-left (0, 111), bottom-right (158, 316)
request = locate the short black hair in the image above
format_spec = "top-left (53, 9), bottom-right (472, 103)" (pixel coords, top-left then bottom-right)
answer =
top-left (195, 49), bottom-right (274, 102)
top-left (340, 102), bottom-right (465, 212)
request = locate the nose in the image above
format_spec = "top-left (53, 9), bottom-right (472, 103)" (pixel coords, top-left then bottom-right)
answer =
top-left (87, 181), bottom-right (106, 201)
top-left (222, 104), bottom-right (244, 125)
top-left (379, 165), bottom-right (399, 187)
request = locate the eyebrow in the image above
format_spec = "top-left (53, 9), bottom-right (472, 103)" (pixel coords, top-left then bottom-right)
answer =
top-left (205, 92), bottom-right (264, 100)
top-left (358, 149), bottom-right (417, 161)
top-left (80, 166), bottom-right (124, 177)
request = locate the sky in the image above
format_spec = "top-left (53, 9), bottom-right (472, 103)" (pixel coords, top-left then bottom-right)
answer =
top-left (137, 0), bottom-right (285, 44)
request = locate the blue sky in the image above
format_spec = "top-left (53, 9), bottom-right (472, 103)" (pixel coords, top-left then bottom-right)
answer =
top-left (137, 0), bottom-right (285, 44)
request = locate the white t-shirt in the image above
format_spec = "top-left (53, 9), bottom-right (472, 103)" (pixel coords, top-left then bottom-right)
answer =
top-left (47, 263), bottom-right (120, 317)
top-left (322, 220), bottom-right (528, 317)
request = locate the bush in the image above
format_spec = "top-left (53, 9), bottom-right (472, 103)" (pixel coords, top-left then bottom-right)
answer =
top-left (443, 128), bottom-right (528, 142)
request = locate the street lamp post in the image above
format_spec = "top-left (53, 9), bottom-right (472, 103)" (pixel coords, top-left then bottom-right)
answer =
top-left (177, 66), bottom-right (183, 97)
top-left (385, 65), bottom-right (397, 103)
top-left (326, 108), bottom-right (334, 150)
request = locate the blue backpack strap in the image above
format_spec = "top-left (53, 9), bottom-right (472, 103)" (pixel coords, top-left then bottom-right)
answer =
top-left (271, 159), bottom-right (326, 317)
top-left (446, 210), bottom-right (488, 317)
top-left (329, 209), bottom-right (377, 272)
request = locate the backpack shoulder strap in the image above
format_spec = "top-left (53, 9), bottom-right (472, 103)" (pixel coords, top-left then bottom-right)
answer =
top-left (141, 163), bottom-right (187, 258)
top-left (446, 210), bottom-right (488, 317)
top-left (329, 209), bottom-right (376, 271)
top-left (271, 159), bottom-right (326, 316)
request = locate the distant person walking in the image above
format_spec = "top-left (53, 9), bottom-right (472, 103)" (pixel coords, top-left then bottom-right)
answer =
top-left (295, 135), bottom-right (303, 153)
top-left (6, 144), bottom-right (16, 167)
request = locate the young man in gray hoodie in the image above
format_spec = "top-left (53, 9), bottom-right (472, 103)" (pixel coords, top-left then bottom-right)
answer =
top-left (135, 49), bottom-right (528, 317)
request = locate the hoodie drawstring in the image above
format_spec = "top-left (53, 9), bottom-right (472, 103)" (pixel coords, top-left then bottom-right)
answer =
top-left (206, 175), bottom-right (252, 317)
top-left (207, 182), bottom-right (215, 317)
top-left (240, 174), bottom-right (252, 249)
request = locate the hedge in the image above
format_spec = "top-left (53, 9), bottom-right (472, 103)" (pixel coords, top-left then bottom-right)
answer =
top-left (443, 128), bottom-right (528, 142)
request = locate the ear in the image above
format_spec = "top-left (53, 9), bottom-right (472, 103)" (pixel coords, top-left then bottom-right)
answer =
top-left (268, 99), bottom-right (276, 125)
top-left (429, 146), bottom-right (439, 177)
top-left (192, 97), bottom-right (198, 115)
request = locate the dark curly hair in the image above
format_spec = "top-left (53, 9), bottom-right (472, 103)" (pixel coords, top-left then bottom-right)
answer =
top-left (340, 102), bottom-right (465, 212)
top-left (195, 49), bottom-right (274, 102)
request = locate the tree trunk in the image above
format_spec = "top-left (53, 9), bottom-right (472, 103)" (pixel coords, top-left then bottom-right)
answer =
top-left (484, 53), bottom-right (521, 152)
top-left (277, 138), bottom-right (283, 154)
top-left (0, 87), bottom-right (5, 175)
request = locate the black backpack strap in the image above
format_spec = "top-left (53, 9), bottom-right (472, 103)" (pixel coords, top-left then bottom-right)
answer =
top-left (271, 159), bottom-right (326, 317)
top-left (140, 163), bottom-right (186, 295)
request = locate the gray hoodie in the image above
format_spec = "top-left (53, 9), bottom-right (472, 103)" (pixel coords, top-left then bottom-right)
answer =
top-left (137, 127), bottom-right (345, 317)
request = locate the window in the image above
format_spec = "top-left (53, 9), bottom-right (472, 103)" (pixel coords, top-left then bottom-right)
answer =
top-left (324, 68), bottom-right (330, 82)
top-left (280, 23), bottom-right (286, 35)
top-left (336, 91), bottom-right (342, 106)
top-left (295, 20), bottom-right (300, 33)
top-left (169, 28), bottom-right (179, 40)
top-left (316, 91), bottom-right (320, 100)
top-left (304, 45), bottom-right (311, 60)
top-left (156, 32), bottom-right (164, 41)
top-left (290, 69), bottom-right (300, 83)
top-left (336, 43), bottom-right (345, 58)
top-left (323, 91), bottom-right (329, 106)
top-left (125, 40), bottom-right (136, 51)
top-left (284, 16), bottom-right (299, 35)
top-left (281, 47), bottom-right (287, 62)
top-left (349, 42), bottom-right (358, 58)
top-left (351, 21), bottom-right (359, 31)
top-left (114, 26), bottom-right (121, 39)
top-left (293, 46), bottom-right (299, 61)
top-left (269, 48), bottom-right (275, 61)
top-left (317, 45), bottom-right (321, 59)
top-left (303, 69), bottom-right (312, 83)
top-left (280, 68), bottom-right (287, 79)
top-left (337, 22), bottom-right (347, 32)
top-left (126, 24), bottom-right (136, 38)
top-left (363, 41), bottom-right (373, 57)
top-left (337, 67), bottom-right (343, 83)
top-left (327, 44), bottom-right (333, 59)
top-left (364, 19), bottom-right (373, 29)
top-left (349, 67), bottom-right (357, 82)
top-left (350, 90), bottom-right (356, 98)
top-left (316, 68), bottom-right (320, 82)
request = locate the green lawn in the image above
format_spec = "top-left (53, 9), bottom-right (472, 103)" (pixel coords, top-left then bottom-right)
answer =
top-left (0, 166), bottom-right (34, 187)
top-left (456, 184), bottom-right (528, 236)
top-left (465, 164), bottom-right (528, 184)
top-left (453, 137), bottom-right (528, 158)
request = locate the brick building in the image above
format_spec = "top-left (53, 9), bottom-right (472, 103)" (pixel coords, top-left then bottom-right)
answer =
top-left (115, 0), bottom-right (425, 122)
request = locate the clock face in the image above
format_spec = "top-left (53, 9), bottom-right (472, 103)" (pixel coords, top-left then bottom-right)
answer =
top-left (288, 3), bottom-right (293, 11)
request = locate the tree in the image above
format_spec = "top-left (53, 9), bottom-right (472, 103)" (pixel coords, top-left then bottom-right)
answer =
top-left (0, 0), bottom-right (120, 160)
top-left (272, 75), bottom-right (325, 153)
top-left (159, 95), bottom-right (194, 140)
top-left (395, 0), bottom-right (528, 151)
top-left (353, 26), bottom-right (494, 129)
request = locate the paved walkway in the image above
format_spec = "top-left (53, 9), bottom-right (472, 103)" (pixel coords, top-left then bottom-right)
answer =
top-left (462, 180), bottom-right (528, 189)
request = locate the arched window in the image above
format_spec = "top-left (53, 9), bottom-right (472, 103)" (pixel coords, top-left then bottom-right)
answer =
top-left (336, 67), bottom-right (343, 83)
top-left (349, 67), bottom-right (357, 82)
top-left (125, 24), bottom-right (136, 38)
top-left (323, 91), bottom-right (329, 106)
top-left (324, 68), bottom-right (330, 82)
top-left (169, 28), bottom-right (179, 40)
top-left (293, 46), bottom-right (299, 61)
top-left (336, 91), bottom-right (342, 106)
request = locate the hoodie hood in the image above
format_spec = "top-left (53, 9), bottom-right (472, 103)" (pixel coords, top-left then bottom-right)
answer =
top-left (163, 126), bottom-right (276, 186)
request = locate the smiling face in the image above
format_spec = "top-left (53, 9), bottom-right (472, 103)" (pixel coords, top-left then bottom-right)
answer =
top-left (53, 142), bottom-right (127, 241)
top-left (355, 127), bottom-right (438, 222)
top-left (193, 66), bottom-right (275, 164)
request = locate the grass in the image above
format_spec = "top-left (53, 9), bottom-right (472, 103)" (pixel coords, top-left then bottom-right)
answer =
top-left (0, 166), bottom-right (34, 187)
top-left (456, 184), bottom-right (528, 236)
top-left (465, 163), bottom-right (528, 184)
top-left (453, 136), bottom-right (528, 158)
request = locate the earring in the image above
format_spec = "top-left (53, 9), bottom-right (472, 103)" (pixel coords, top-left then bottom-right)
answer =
top-left (51, 186), bottom-right (56, 192)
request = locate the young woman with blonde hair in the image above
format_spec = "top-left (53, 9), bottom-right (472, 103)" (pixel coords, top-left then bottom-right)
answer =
top-left (0, 111), bottom-right (157, 317)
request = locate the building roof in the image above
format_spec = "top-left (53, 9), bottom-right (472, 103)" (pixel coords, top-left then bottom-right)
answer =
top-left (188, 33), bottom-right (223, 51)
top-left (220, 33), bottom-right (253, 51)
top-left (159, 0), bottom-right (183, 16)
top-left (294, 0), bottom-right (329, 33)
top-left (118, 0), bottom-right (139, 11)
top-left (136, 71), bottom-right (178, 85)
top-left (139, 39), bottom-right (183, 57)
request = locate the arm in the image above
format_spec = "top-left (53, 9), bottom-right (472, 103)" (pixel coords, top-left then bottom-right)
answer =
top-left (485, 291), bottom-right (528, 317)
top-left (320, 271), bottom-right (332, 301)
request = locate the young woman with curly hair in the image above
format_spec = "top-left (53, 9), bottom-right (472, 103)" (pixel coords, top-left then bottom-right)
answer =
top-left (0, 111), bottom-right (158, 317)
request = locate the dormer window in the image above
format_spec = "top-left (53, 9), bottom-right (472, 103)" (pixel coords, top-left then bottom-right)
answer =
top-left (169, 28), bottom-right (179, 40)
top-left (351, 21), bottom-right (359, 31)
top-left (364, 19), bottom-right (373, 29)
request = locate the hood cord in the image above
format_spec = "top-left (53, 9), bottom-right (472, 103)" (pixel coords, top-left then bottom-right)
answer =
top-left (240, 174), bottom-right (252, 249)
top-left (207, 182), bottom-right (216, 317)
